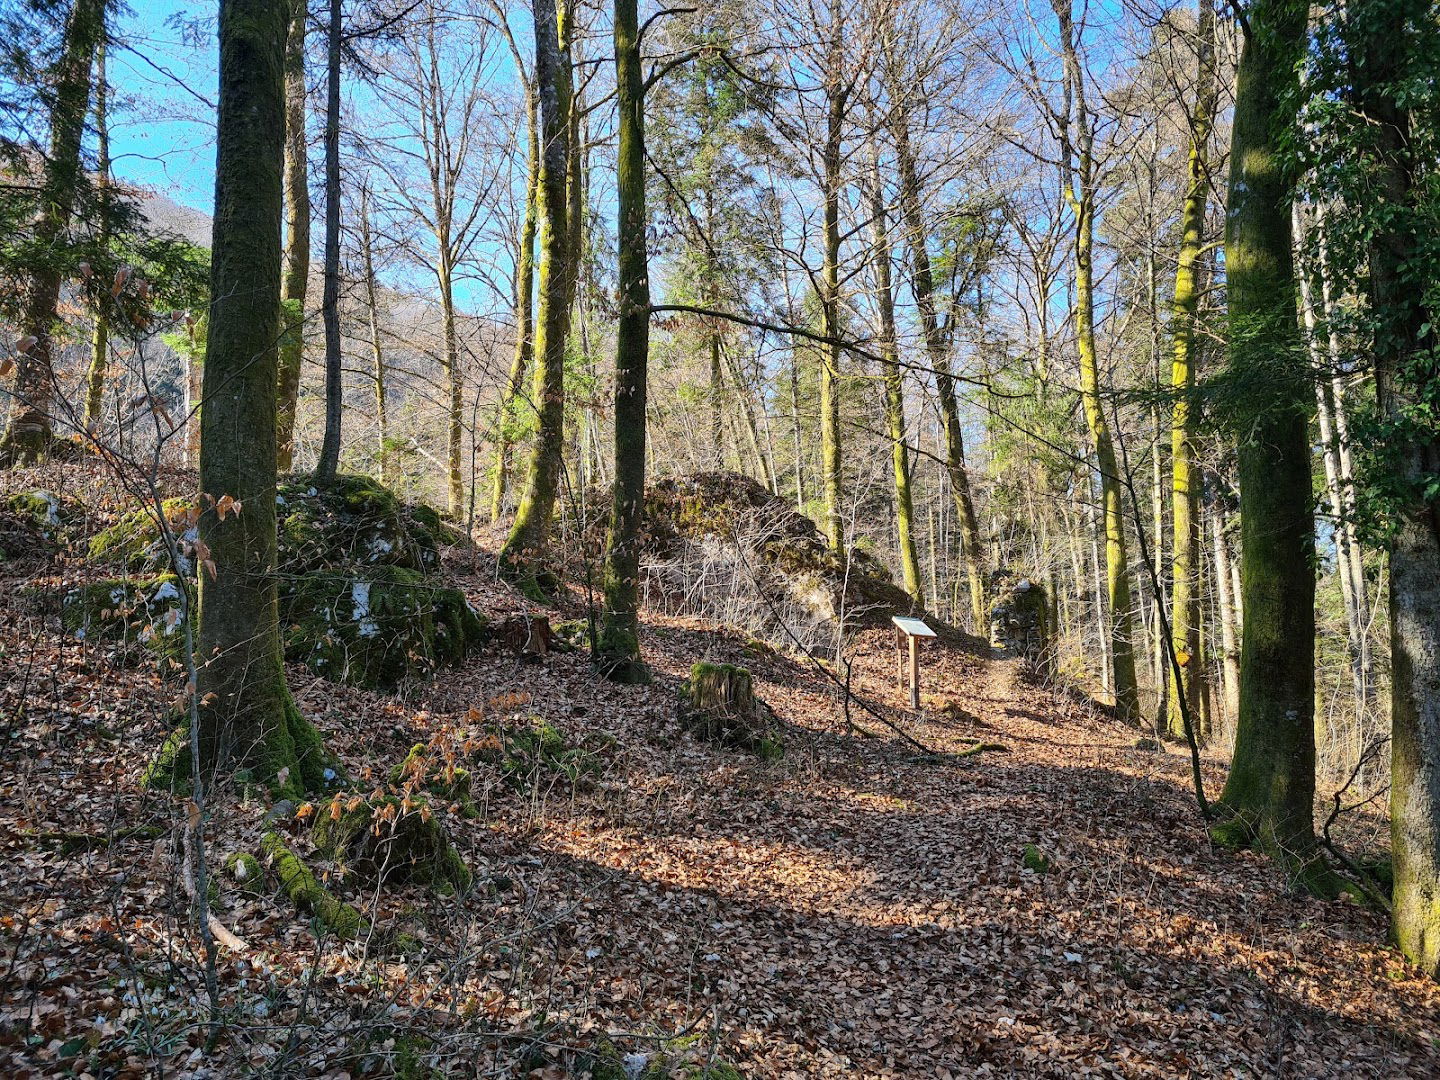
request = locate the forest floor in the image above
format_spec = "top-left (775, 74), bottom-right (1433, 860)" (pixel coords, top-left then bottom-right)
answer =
top-left (3, 465), bottom-right (1440, 1078)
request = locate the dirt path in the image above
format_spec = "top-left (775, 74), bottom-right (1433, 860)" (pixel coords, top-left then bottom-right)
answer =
top-left (460, 615), bottom-right (1440, 1078)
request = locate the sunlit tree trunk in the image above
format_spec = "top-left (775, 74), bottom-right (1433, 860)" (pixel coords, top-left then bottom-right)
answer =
top-left (1344, 0), bottom-right (1440, 976)
top-left (818, 17), bottom-right (846, 559)
top-left (1168, 0), bottom-right (1217, 737)
top-left (194, 0), bottom-right (325, 791)
top-left (313, 0), bottom-right (343, 484)
top-left (596, 0), bottom-right (650, 681)
top-left (867, 154), bottom-right (922, 603)
top-left (891, 107), bottom-right (986, 629)
top-left (500, 0), bottom-right (572, 587)
top-left (1212, 0), bottom-right (1326, 885)
top-left (1209, 500), bottom-right (1241, 728)
top-left (1052, 0), bottom-right (1140, 722)
top-left (276, 0), bottom-right (309, 473)
top-left (81, 37), bottom-right (111, 429)
top-left (1, 0), bottom-right (105, 464)
top-left (358, 182), bottom-right (388, 484)
top-left (491, 93), bottom-right (539, 522)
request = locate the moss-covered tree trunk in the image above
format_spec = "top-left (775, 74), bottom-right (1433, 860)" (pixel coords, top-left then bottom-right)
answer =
top-left (499, 0), bottom-right (572, 589)
top-left (82, 36), bottom-right (110, 430)
top-left (276, 0), bottom-right (309, 473)
top-left (1346, 0), bottom-right (1440, 976)
top-left (1167, 0), bottom-right (1216, 738)
top-left (359, 181), bottom-right (389, 484)
top-left (596, 0), bottom-right (650, 683)
top-left (818, 44), bottom-right (846, 561)
top-left (194, 0), bottom-right (325, 792)
top-left (868, 154), bottom-right (922, 603)
top-left (1212, 0), bottom-right (1322, 877)
top-left (0, 0), bottom-right (105, 465)
top-left (491, 92), bottom-right (539, 522)
top-left (313, 0), bottom-right (343, 485)
top-left (891, 106), bottom-right (986, 629)
top-left (1052, 0), bottom-right (1140, 723)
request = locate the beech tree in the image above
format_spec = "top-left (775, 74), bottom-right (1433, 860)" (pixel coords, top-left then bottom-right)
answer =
top-left (1210, 0), bottom-right (1323, 882)
top-left (189, 0), bottom-right (326, 789)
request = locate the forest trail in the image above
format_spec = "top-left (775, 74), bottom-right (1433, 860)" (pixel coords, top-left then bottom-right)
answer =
top-left (377, 544), bottom-right (1440, 1078)
top-left (5, 514), bottom-right (1440, 1078)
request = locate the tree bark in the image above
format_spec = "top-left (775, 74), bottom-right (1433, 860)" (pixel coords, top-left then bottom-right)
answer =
top-left (596, 0), bottom-right (650, 682)
top-left (1053, 0), bottom-right (1139, 722)
top-left (194, 0), bottom-right (325, 791)
top-left (818, 17), bottom-right (846, 560)
top-left (868, 152), bottom-right (922, 603)
top-left (1344, 0), bottom-right (1440, 976)
top-left (491, 92), bottom-right (539, 522)
top-left (276, 0), bottom-right (310, 472)
top-left (499, 0), bottom-right (572, 588)
top-left (1213, 0), bottom-right (1324, 883)
top-left (313, 0), bottom-right (343, 484)
top-left (891, 105), bottom-right (986, 629)
top-left (358, 181), bottom-right (388, 484)
top-left (1168, 0), bottom-right (1217, 737)
top-left (82, 36), bottom-right (111, 430)
top-left (1, 0), bottom-right (105, 464)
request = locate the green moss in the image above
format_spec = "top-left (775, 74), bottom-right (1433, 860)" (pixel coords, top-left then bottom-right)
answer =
top-left (143, 701), bottom-right (333, 799)
top-left (6, 489), bottom-right (78, 540)
top-left (278, 473), bottom-right (438, 574)
top-left (262, 831), bottom-right (363, 938)
top-left (1022, 843), bottom-right (1051, 874)
top-left (311, 794), bottom-right (471, 894)
top-left (224, 852), bottom-right (265, 893)
top-left (390, 743), bottom-right (474, 811)
top-left (475, 719), bottom-right (607, 792)
top-left (277, 567), bottom-right (486, 689)
top-left (88, 498), bottom-right (195, 570)
top-left (62, 575), bottom-right (188, 657)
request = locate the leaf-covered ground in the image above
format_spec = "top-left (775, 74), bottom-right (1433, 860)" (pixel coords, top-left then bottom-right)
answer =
top-left (2, 466), bottom-right (1439, 1077)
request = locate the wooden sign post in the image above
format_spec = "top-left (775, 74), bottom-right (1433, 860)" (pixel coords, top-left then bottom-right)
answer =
top-left (891, 615), bottom-right (937, 710)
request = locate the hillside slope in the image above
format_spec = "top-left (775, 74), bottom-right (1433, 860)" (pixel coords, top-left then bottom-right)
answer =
top-left (1, 467), bottom-right (1438, 1078)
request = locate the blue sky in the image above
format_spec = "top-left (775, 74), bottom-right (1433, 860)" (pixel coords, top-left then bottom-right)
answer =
top-left (109, 1), bottom-right (220, 210)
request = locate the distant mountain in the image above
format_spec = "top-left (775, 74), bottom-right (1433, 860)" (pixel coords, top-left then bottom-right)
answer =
top-left (135, 189), bottom-right (213, 249)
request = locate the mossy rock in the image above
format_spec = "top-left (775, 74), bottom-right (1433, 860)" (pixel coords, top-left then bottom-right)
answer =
top-left (88, 498), bottom-right (197, 571)
top-left (61, 575), bottom-right (187, 657)
top-left (6, 489), bottom-right (81, 541)
top-left (277, 566), bottom-right (487, 689)
top-left (311, 794), bottom-right (472, 895)
top-left (90, 475), bottom-right (444, 578)
top-left (224, 852), bottom-right (265, 893)
top-left (1022, 843), bottom-right (1051, 874)
top-left (678, 663), bottom-right (779, 755)
top-left (277, 473), bottom-right (439, 575)
top-left (262, 831), bottom-right (364, 938)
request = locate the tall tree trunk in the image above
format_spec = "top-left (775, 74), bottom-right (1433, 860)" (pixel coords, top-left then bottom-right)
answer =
top-left (499, 0), bottom-right (572, 587)
top-left (313, 0), bottom-right (343, 484)
top-left (1344, 0), bottom-right (1440, 976)
top-left (891, 107), bottom-right (986, 628)
top-left (276, 0), bottom-right (309, 472)
top-left (82, 36), bottom-right (110, 430)
top-left (1052, 0), bottom-right (1140, 723)
top-left (868, 155), bottom-right (922, 602)
top-left (818, 29), bottom-right (846, 559)
top-left (1, 0), bottom-right (105, 464)
top-left (596, 0), bottom-right (649, 681)
top-left (192, 0), bottom-right (326, 792)
top-left (491, 93), bottom-right (539, 522)
top-left (1210, 500), bottom-right (1241, 729)
top-left (1296, 202), bottom-right (1370, 712)
top-left (789, 346), bottom-right (805, 509)
top-left (1213, 0), bottom-right (1325, 884)
top-left (1168, 0), bottom-right (1217, 737)
top-left (359, 182), bottom-right (388, 484)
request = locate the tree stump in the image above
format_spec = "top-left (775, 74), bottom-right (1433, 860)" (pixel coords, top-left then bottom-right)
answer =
top-left (678, 663), bottom-right (779, 756)
top-left (494, 614), bottom-right (551, 661)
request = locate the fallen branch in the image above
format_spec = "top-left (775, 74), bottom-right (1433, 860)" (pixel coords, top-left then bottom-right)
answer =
top-left (180, 821), bottom-right (248, 953)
